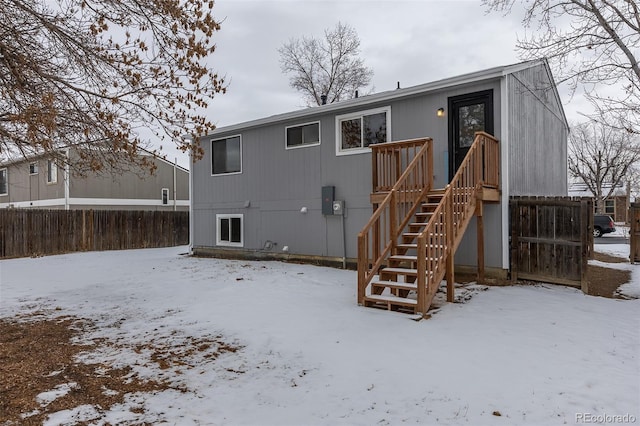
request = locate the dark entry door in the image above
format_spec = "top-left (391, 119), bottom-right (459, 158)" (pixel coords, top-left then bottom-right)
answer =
top-left (448, 90), bottom-right (494, 180)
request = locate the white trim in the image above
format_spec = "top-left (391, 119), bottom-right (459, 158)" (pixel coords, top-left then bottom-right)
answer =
top-left (335, 106), bottom-right (391, 156)
top-left (64, 150), bottom-right (70, 210)
top-left (285, 121), bottom-right (321, 150)
top-left (0, 197), bottom-right (189, 209)
top-left (216, 213), bottom-right (243, 247)
top-left (500, 76), bottom-right (510, 270)
top-left (0, 168), bottom-right (7, 196)
top-left (189, 148), bottom-right (194, 254)
top-left (210, 134), bottom-right (243, 176)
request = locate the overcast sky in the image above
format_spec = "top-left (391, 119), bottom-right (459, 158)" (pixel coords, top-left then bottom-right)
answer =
top-left (166, 0), bottom-right (592, 164)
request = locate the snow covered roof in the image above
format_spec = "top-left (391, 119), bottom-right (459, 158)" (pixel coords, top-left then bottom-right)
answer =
top-left (567, 181), bottom-right (628, 198)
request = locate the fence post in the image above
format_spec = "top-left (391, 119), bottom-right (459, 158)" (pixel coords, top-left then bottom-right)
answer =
top-left (580, 199), bottom-right (589, 293)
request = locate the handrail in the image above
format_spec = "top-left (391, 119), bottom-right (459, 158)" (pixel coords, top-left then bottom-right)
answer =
top-left (371, 138), bottom-right (432, 194)
top-left (357, 138), bottom-right (433, 304)
top-left (414, 132), bottom-right (499, 314)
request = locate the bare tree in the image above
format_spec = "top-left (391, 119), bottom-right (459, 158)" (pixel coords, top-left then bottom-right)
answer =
top-left (279, 22), bottom-right (373, 106)
top-left (483, 0), bottom-right (640, 132)
top-left (0, 0), bottom-right (226, 174)
top-left (569, 120), bottom-right (640, 212)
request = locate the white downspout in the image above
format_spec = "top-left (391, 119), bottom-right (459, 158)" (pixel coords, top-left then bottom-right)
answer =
top-left (64, 149), bottom-right (70, 210)
top-left (173, 157), bottom-right (177, 211)
top-left (187, 141), bottom-right (194, 255)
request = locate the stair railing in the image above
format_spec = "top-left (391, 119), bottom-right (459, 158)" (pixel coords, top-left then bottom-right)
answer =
top-left (357, 138), bottom-right (434, 305)
top-left (415, 132), bottom-right (499, 314)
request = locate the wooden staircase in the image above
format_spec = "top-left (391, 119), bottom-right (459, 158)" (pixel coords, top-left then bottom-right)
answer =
top-left (357, 133), bottom-right (500, 317)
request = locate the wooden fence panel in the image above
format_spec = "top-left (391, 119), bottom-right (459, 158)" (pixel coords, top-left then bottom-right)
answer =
top-left (510, 197), bottom-right (592, 288)
top-left (0, 209), bottom-right (189, 259)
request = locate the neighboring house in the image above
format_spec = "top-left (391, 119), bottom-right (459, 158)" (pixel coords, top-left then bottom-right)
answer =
top-left (190, 59), bottom-right (568, 312)
top-left (568, 181), bottom-right (630, 223)
top-left (0, 150), bottom-right (189, 211)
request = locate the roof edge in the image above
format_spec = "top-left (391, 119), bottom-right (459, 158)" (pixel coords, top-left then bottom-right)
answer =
top-left (209, 59), bottom-right (548, 136)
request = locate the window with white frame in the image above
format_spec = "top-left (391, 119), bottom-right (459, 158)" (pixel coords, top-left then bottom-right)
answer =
top-left (605, 199), bottom-right (615, 215)
top-left (162, 188), bottom-right (169, 205)
top-left (29, 162), bottom-right (38, 175)
top-left (211, 135), bottom-right (241, 175)
top-left (286, 121), bottom-right (320, 149)
top-left (336, 106), bottom-right (390, 155)
top-left (47, 160), bottom-right (57, 184)
top-left (216, 214), bottom-right (243, 247)
top-left (0, 168), bottom-right (7, 196)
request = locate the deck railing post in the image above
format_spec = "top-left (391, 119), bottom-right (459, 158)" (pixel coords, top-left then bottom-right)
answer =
top-left (417, 233), bottom-right (426, 315)
top-left (446, 186), bottom-right (455, 302)
top-left (357, 234), bottom-right (366, 305)
top-left (372, 146), bottom-right (379, 193)
top-left (389, 190), bottom-right (397, 251)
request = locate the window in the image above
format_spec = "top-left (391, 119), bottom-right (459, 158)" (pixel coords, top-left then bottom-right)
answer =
top-left (29, 162), bottom-right (38, 175)
top-left (211, 135), bottom-right (241, 175)
top-left (0, 168), bottom-right (7, 196)
top-left (216, 214), bottom-right (243, 247)
top-left (47, 160), bottom-right (57, 184)
top-left (286, 121), bottom-right (320, 149)
top-left (605, 199), bottom-right (615, 215)
top-left (336, 107), bottom-right (390, 155)
top-left (162, 188), bottom-right (169, 205)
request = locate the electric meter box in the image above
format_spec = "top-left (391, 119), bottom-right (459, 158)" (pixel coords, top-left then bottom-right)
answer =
top-left (321, 186), bottom-right (335, 215)
top-left (332, 200), bottom-right (344, 216)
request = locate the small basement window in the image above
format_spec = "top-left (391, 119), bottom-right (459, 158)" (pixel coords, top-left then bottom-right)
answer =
top-left (162, 188), bottom-right (169, 205)
top-left (286, 121), bottom-right (320, 149)
top-left (216, 214), bottom-right (243, 247)
top-left (29, 162), bottom-right (38, 175)
top-left (336, 106), bottom-right (390, 155)
top-left (211, 135), bottom-right (242, 175)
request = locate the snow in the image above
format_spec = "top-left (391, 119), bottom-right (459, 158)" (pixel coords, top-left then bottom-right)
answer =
top-left (1, 246), bottom-right (638, 425)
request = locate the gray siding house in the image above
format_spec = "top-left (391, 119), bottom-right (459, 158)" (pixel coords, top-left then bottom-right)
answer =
top-left (191, 59), bottom-right (568, 287)
top-left (0, 151), bottom-right (189, 211)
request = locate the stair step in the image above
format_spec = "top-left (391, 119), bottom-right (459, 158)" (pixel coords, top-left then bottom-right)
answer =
top-left (415, 212), bottom-right (434, 218)
top-left (422, 202), bottom-right (440, 209)
top-left (381, 267), bottom-right (418, 276)
top-left (389, 255), bottom-right (441, 262)
top-left (389, 254), bottom-right (418, 261)
top-left (371, 280), bottom-right (417, 291)
top-left (364, 294), bottom-right (417, 307)
top-left (397, 243), bottom-right (417, 249)
top-left (403, 232), bottom-right (444, 238)
top-left (409, 222), bottom-right (429, 227)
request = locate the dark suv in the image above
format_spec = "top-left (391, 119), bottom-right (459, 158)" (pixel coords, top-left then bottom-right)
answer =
top-left (594, 214), bottom-right (616, 237)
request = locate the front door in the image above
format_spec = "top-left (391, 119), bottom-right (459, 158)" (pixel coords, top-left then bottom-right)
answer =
top-left (448, 90), bottom-right (494, 180)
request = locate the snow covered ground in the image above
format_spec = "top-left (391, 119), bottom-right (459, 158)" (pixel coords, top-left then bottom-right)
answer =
top-left (0, 244), bottom-right (638, 426)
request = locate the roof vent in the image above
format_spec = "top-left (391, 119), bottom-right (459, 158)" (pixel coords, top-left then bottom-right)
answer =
top-left (397, 81), bottom-right (401, 89)
top-left (321, 95), bottom-right (327, 105)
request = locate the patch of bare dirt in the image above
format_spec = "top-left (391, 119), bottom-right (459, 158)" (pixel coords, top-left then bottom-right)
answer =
top-left (586, 252), bottom-right (632, 298)
top-left (0, 313), bottom-right (242, 425)
top-left (593, 252), bottom-right (629, 264)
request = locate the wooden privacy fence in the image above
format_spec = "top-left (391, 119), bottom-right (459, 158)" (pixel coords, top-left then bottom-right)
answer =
top-left (0, 209), bottom-right (189, 258)
top-left (630, 202), bottom-right (640, 264)
top-left (510, 197), bottom-right (593, 288)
